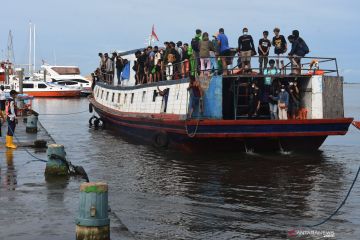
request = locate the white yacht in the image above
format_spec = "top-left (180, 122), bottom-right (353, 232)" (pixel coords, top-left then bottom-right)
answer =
top-left (33, 65), bottom-right (92, 94)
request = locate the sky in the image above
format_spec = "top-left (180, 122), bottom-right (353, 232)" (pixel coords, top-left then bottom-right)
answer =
top-left (1, 0), bottom-right (359, 81)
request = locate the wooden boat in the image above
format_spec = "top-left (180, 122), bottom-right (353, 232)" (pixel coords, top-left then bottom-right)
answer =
top-left (89, 52), bottom-right (353, 152)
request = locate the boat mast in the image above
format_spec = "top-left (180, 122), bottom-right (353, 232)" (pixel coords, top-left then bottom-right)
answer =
top-left (33, 24), bottom-right (36, 73)
top-left (28, 21), bottom-right (32, 75)
top-left (7, 30), bottom-right (15, 64)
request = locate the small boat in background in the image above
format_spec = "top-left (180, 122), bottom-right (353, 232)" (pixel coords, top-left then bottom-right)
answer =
top-left (20, 80), bottom-right (81, 97)
top-left (33, 65), bottom-right (92, 95)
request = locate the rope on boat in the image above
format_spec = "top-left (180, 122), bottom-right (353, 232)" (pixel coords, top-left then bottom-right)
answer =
top-left (302, 121), bottom-right (360, 228)
top-left (184, 88), bottom-right (202, 138)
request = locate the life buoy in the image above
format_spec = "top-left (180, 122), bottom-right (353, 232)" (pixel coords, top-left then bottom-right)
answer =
top-left (153, 131), bottom-right (169, 148)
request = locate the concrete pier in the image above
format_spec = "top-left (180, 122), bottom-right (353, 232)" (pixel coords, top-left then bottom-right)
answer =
top-left (0, 116), bottom-right (134, 240)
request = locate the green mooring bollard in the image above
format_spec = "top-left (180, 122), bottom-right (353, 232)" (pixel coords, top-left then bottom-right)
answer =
top-left (45, 144), bottom-right (69, 176)
top-left (26, 114), bottom-right (38, 133)
top-left (76, 182), bottom-right (110, 240)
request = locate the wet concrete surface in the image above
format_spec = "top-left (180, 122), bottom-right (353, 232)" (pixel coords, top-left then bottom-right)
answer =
top-left (0, 115), bottom-right (134, 240)
top-left (1, 84), bottom-right (360, 239)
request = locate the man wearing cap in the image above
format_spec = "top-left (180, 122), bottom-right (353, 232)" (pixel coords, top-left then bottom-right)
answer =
top-left (238, 27), bottom-right (256, 72)
top-left (5, 90), bottom-right (18, 148)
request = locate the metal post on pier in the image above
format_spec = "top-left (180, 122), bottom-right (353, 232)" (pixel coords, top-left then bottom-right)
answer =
top-left (19, 68), bottom-right (24, 94)
top-left (76, 182), bottom-right (110, 240)
top-left (43, 69), bottom-right (47, 81)
top-left (45, 144), bottom-right (69, 177)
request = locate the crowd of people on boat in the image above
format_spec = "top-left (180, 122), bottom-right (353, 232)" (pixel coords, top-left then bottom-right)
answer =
top-left (94, 27), bottom-right (310, 86)
top-left (93, 27), bottom-right (311, 120)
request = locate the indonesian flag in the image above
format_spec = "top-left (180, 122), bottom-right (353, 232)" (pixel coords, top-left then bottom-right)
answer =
top-left (151, 25), bottom-right (159, 41)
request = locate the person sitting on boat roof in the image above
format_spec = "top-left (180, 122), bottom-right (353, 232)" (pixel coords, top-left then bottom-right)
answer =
top-left (258, 30), bottom-right (271, 73)
top-left (288, 30), bottom-right (309, 75)
top-left (217, 28), bottom-right (230, 75)
top-left (272, 27), bottom-right (287, 71)
top-left (248, 81), bottom-right (261, 118)
top-left (278, 84), bottom-right (289, 120)
top-left (238, 27), bottom-right (256, 73)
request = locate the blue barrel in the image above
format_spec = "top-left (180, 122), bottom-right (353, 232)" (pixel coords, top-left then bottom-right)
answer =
top-left (76, 182), bottom-right (110, 227)
top-left (26, 114), bottom-right (38, 133)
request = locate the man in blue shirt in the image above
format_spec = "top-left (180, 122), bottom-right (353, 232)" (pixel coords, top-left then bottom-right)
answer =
top-left (217, 28), bottom-right (231, 75)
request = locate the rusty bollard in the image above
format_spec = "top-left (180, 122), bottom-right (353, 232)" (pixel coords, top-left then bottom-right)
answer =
top-left (76, 182), bottom-right (110, 240)
top-left (45, 144), bottom-right (69, 177)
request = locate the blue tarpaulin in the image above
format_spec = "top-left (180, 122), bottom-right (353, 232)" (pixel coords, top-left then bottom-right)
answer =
top-left (121, 62), bottom-right (130, 81)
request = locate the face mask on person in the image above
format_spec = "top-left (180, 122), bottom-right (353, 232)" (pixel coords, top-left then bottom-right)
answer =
top-left (243, 31), bottom-right (248, 35)
top-left (281, 88), bottom-right (285, 92)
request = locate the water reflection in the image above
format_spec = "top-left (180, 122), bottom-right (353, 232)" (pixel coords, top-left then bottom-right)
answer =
top-left (4, 149), bottom-right (17, 191)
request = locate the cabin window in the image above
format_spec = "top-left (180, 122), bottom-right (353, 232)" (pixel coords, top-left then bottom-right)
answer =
top-left (112, 93), bottom-right (115, 102)
top-left (131, 93), bottom-right (134, 104)
top-left (101, 90), bottom-right (104, 99)
top-left (142, 91), bottom-right (146, 102)
top-left (152, 90), bottom-right (157, 102)
top-left (124, 94), bottom-right (127, 104)
top-left (23, 83), bottom-right (34, 88)
top-left (74, 79), bottom-right (89, 83)
top-left (96, 88), bottom-right (100, 98)
top-left (106, 92), bottom-right (109, 101)
top-left (38, 83), bottom-right (47, 89)
top-left (117, 93), bottom-right (121, 103)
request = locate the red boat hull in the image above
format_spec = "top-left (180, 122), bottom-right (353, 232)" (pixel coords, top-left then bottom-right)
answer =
top-left (89, 97), bottom-right (353, 152)
top-left (24, 90), bottom-right (81, 97)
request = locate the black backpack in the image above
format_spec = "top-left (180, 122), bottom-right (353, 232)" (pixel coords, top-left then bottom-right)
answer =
top-left (298, 38), bottom-right (309, 56)
top-left (191, 38), bottom-right (200, 52)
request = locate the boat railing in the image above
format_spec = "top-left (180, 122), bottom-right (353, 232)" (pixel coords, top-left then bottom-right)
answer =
top-left (157, 55), bottom-right (339, 82)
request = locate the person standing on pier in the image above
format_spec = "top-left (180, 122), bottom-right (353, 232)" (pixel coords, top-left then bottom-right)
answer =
top-left (5, 90), bottom-right (18, 149)
top-left (0, 85), bottom-right (6, 121)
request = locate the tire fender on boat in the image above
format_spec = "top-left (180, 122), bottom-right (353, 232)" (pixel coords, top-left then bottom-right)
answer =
top-left (89, 103), bottom-right (93, 113)
top-left (153, 131), bottom-right (169, 148)
top-left (89, 115), bottom-right (98, 127)
top-left (94, 117), bottom-right (104, 129)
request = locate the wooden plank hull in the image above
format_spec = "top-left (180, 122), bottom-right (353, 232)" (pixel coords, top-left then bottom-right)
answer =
top-left (90, 97), bottom-right (353, 152)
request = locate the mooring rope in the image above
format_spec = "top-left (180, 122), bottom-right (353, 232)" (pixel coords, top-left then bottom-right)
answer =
top-left (303, 165), bottom-right (360, 228)
top-left (301, 122), bottom-right (360, 228)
